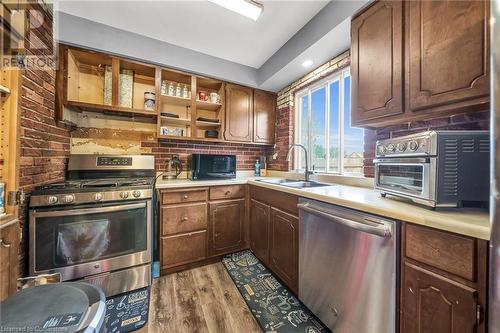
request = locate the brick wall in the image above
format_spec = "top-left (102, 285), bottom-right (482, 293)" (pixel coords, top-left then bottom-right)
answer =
top-left (18, 2), bottom-right (72, 276)
top-left (273, 51), bottom-right (350, 171)
top-left (362, 111), bottom-right (490, 177)
top-left (142, 139), bottom-right (272, 171)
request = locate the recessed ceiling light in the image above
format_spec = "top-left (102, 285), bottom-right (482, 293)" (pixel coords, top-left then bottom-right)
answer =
top-left (302, 60), bottom-right (313, 68)
top-left (208, 0), bottom-right (264, 21)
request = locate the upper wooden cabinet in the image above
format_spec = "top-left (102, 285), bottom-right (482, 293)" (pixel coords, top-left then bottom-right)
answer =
top-left (224, 83), bottom-right (254, 142)
top-left (351, 0), bottom-right (490, 128)
top-left (406, 0), bottom-right (490, 114)
top-left (253, 90), bottom-right (276, 144)
top-left (351, 0), bottom-right (404, 125)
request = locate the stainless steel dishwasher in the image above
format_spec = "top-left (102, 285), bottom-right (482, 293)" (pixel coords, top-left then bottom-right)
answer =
top-left (298, 198), bottom-right (398, 333)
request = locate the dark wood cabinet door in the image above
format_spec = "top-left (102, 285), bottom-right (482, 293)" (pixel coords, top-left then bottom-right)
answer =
top-left (250, 199), bottom-right (270, 265)
top-left (351, 1), bottom-right (403, 126)
top-left (253, 90), bottom-right (276, 144)
top-left (402, 261), bottom-right (478, 333)
top-left (269, 207), bottom-right (298, 294)
top-left (0, 221), bottom-right (20, 301)
top-left (406, 0), bottom-right (489, 114)
top-left (224, 84), bottom-right (253, 142)
top-left (209, 199), bottom-right (245, 256)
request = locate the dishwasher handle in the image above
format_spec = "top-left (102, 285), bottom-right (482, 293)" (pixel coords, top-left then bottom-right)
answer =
top-left (298, 202), bottom-right (392, 238)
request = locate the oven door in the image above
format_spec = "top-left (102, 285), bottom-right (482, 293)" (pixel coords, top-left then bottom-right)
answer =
top-left (374, 157), bottom-right (436, 204)
top-left (30, 201), bottom-right (151, 281)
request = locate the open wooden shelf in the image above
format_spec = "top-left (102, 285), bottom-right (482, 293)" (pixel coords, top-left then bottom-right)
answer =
top-left (196, 100), bottom-right (221, 111)
top-left (65, 101), bottom-right (157, 119)
top-left (160, 94), bottom-right (192, 107)
top-left (196, 120), bottom-right (221, 128)
top-left (159, 116), bottom-right (191, 126)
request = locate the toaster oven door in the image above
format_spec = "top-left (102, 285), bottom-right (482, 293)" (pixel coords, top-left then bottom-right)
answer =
top-left (374, 158), bottom-right (436, 202)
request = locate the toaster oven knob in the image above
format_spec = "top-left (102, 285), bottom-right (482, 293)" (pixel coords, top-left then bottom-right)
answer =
top-left (409, 140), bottom-right (419, 151)
top-left (120, 191), bottom-right (129, 199)
top-left (63, 194), bottom-right (75, 203)
top-left (397, 142), bottom-right (407, 152)
top-left (94, 193), bottom-right (103, 201)
top-left (47, 196), bottom-right (58, 204)
top-left (132, 190), bottom-right (141, 198)
top-left (387, 143), bottom-right (396, 152)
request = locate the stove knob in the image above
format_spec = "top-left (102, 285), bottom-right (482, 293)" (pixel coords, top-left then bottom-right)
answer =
top-left (387, 143), bottom-right (396, 152)
top-left (94, 193), bottom-right (103, 201)
top-left (409, 140), bottom-right (419, 151)
top-left (377, 145), bottom-right (387, 155)
top-left (63, 194), bottom-right (75, 203)
top-left (47, 196), bottom-right (58, 204)
top-left (132, 190), bottom-right (141, 198)
top-left (397, 142), bottom-right (407, 152)
top-left (120, 192), bottom-right (129, 199)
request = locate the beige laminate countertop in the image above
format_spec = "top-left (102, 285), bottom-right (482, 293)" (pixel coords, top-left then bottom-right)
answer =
top-left (155, 176), bottom-right (490, 240)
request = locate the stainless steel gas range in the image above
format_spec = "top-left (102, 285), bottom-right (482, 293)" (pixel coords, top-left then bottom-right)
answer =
top-left (29, 155), bottom-right (154, 297)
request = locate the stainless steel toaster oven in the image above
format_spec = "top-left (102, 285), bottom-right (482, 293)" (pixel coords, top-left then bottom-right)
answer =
top-left (374, 131), bottom-right (489, 208)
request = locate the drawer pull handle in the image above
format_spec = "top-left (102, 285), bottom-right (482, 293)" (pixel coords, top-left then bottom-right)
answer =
top-left (225, 191), bottom-right (231, 195)
top-left (0, 239), bottom-right (11, 248)
top-left (181, 216), bottom-right (188, 222)
top-left (183, 194), bottom-right (189, 199)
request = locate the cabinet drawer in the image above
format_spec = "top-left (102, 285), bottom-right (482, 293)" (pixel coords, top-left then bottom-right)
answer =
top-left (161, 203), bottom-right (207, 236)
top-left (210, 185), bottom-right (245, 200)
top-left (161, 188), bottom-right (208, 205)
top-left (405, 224), bottom-right (476, 281)
top-left (161, 230), bottom-right (206, 268)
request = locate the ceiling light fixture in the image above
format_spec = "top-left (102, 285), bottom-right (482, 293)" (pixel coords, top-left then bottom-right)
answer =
top-left (207, 0), bottom-right (264, 21)
top-left (302, 60), bottom-right (313, 68)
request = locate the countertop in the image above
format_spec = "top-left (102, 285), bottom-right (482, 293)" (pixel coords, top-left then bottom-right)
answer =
top-left (155, 175), bottom-right (490, 240)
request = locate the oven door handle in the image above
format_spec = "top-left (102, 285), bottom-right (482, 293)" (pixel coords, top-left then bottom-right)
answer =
top-left (32, 202), bottom-right (147, 218)
top-left (373, 157), bottom-right (431, 164)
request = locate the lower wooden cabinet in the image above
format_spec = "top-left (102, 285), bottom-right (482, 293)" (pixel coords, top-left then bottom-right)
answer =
top-left (249, 186), bottom-right (299, 294)
top-left (250, 199), bottom-right (270, 266)
top-left (208, 199), bottom-right (246, 256)
top-left (161, 231), bottom-right (207, 269)
top-left (401, 223), bottom-right (487, 333)
top-left (269, 208), bottom-right (298, 294)
top-left (0, 220), bottom-right (20, 301)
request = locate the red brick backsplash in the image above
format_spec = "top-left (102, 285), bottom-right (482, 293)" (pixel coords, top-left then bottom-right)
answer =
top-left (17, 2), bottom-right (72, 276)
top-left (267, 106), bottom-right (294, 171)
top-left (142, 139), bottom-right (273, 171)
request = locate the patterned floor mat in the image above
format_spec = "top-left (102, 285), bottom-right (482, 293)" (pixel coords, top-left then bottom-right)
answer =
top-left (222, 250), bottom-right (331, 333)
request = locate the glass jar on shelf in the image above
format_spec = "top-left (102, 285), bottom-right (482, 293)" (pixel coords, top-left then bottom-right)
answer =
top-left (161, 80), bottom-right (167, 95)
top-left (175, 83), bottom-right (182, 97)
top-left (182, 84), bottom-right (189, 99)
top-left (167, 81), bottom-right (175, 96)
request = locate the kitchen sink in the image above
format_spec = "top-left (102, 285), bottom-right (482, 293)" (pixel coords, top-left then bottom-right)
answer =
top-left (257, 179), bottom-right (330, 188)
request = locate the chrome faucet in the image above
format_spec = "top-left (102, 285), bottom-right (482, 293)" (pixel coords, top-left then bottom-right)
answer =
top-left (285, 144), bottom-right (312, 182)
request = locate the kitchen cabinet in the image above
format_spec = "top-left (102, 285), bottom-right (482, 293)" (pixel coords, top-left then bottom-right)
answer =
top-left (269, 208), bottom-right (298, 294)
top-left (208, 199), bottom-right (246, 256)
top-left (250, 199), bottom-right (271, 265)
top-left (249, 185), bottom-right (299, 294)
top-left (253, 90), bottom-right (276, 144)
top-left (159, 185), bottom-right (247, 274)
top-left (0, 220), bottom-right (20, 301)
top-left (351, 0), bottom-right (490, 128)
top-left (406, 0), bottom-right (489, 115)
top-left (351, 0), bottom-right (404, 126)
top-left (224, 83), bottom-right (254, 142)
top-left (401, 223), bottom-right (487, 333)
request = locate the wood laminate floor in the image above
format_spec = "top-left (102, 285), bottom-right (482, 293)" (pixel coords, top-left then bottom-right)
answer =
top-left (139, 262), bottom-right (262, 333)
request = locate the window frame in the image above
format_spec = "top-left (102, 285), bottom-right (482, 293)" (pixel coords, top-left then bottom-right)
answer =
top-left (294, 67), bottom-right (356, 175)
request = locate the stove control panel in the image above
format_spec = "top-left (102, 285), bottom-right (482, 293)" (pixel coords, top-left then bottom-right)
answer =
top-left (97, 157), bottom-right (133, 166)
top-left (30, 189), bottom-right (153, 207)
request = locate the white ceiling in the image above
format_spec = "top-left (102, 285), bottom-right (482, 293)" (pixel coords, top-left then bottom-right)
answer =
top-left (56, 0), bottom-right (329, 68)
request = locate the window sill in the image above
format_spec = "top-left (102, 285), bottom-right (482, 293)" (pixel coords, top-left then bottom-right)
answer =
top-left (266, 170), bottom-right (374, 188)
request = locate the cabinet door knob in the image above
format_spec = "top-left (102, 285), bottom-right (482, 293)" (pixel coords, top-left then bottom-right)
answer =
top-left (181, 216), bottom-right (188, 222)
top-left (0, 239), bottom-right (11, 248)
top-left (225, 190), bottom-right (231, 195)
top-left (183, 194), bottom-right (188, 199)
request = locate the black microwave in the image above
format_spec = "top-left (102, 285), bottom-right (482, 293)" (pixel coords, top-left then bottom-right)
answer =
top-left (189, 154), bottom-right (236, 180)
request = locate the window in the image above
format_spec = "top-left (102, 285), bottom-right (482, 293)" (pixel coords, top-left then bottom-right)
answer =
top-left (295, 68), bottom-right (364, 175)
